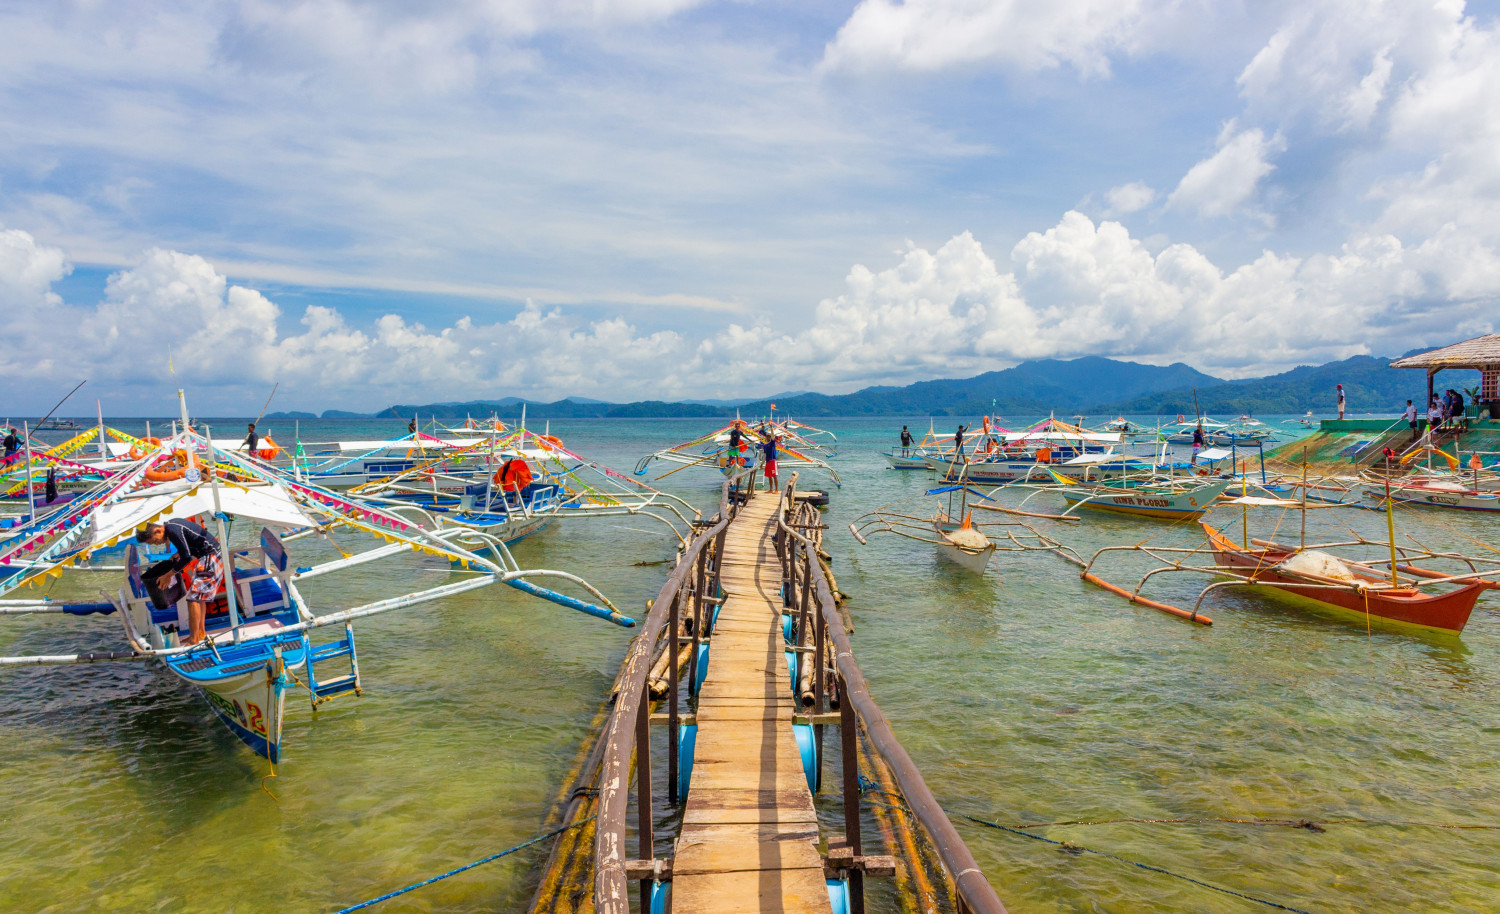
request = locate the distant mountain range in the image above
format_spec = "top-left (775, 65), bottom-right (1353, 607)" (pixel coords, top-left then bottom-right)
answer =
top-left (265, 351), bottom-right (1479, 421)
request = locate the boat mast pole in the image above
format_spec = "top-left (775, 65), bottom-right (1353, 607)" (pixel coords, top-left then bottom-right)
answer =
top-left (1300, 446), bottom-right (1307, 550)
top-left (96, 400), bottom-right (107, 462)
top-left (22, 420), bottom-right (34, 521)
top-left (200, 418), bottom-right (244, 643)
top-left (1383, 454), bottom-right (1399, 587)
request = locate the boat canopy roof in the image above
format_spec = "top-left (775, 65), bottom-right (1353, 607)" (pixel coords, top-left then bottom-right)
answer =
top-left (1005, 431), bottom-right (1121, 444)
top-left (1061, 452), bottom-right (1136, 465)
top-left (87, 481), bottom-right (318, 550)
top-left (1196, 447), bottom-right (1233, 461)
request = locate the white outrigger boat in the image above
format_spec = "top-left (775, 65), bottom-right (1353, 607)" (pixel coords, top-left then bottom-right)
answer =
top-left (0, 395), bottom-right (634, 765)
top-left (849, 483), bottom-right (1074, 577)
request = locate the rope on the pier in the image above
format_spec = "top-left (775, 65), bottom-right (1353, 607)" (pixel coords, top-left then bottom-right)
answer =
top-left (956, 813), bottom-right (1314, 913)
top-left (330, 814), bottom-right (596, 913)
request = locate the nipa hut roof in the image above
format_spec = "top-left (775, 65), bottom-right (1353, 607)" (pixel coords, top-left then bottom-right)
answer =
top-left (1389, 334), bottom-right (1500, 370)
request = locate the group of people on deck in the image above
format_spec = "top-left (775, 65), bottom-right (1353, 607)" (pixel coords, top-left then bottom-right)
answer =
top-left (1403, 388), bottom-right (1468, 440)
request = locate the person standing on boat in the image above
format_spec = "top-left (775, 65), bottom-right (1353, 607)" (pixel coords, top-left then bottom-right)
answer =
top-left (954, 423), bottom-right (969, 456)
top-left (899, 425), bottom-right (913, 456)
top-left (136, 519), bottom-right (223, 646)
top-left (1, 427), bottom-right (18, 461)
top-left (1336, 384), bottom-right (1346, 419)
top-left (728, 423), bottom-right (742, 453)
top-left (1403, 400), bottom-right (1418, 441)
top-left (241, 422), bottom-right (259, 455)
top-left (1191, 423), bottom-right (1205, 465)
top-left (762, 433), bottom-right (779, 492)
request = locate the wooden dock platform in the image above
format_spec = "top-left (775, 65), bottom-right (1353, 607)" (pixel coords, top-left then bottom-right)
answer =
top-left (671, 495), bottom-right (832, 913)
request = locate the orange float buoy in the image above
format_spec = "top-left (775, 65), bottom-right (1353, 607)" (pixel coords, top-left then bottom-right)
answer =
top-left (129, 437), bottom-right (163, 460)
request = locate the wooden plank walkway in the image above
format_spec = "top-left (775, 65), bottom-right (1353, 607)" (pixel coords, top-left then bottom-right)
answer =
top-left (671, 495), bottom-right (832, 913)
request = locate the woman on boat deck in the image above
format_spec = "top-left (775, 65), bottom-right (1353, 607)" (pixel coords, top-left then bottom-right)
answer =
top-left (136, 519), bottom-right (223, 646)
top-left (1191, 423), bottom-right (1205, 465)
top-left (762, 434), bottom-right (779, 492)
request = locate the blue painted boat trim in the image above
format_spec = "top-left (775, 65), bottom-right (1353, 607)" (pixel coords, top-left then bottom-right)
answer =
top-left (204, 695), bottom-right (281, 763)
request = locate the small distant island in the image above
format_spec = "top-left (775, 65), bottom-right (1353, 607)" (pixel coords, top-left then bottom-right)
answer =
top-left (265, 351), bottom-right (1479, 421)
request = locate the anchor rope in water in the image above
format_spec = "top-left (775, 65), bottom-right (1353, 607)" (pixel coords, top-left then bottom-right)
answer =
top-left (955, 812), bottom-right (1314, 914)
top-left (855, 778), bottom-right (1494, 912)
top-left (331, 814), bottom-right (595, 913)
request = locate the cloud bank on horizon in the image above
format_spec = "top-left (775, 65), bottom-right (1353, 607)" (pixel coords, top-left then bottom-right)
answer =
top-left (1, 0), bottom-right (1497, 412)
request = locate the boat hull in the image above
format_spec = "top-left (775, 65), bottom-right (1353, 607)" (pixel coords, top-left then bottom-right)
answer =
top-left (1062, 479), bottom-right (1232, 520)
top-left (163, 633), bottom-right (307, 762)
top-left (883, 451), bottom-right (929, 470)
top-left (1201, 524), bottom-right (1487, 634)
top-left (1360, 484), bottom-right (1500, 513)
top-left (933, 519), bottom-right (994, 574)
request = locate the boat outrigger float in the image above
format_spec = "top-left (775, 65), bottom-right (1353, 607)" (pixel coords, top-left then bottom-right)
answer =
top-left (0, 392), bottom-right (635, 764)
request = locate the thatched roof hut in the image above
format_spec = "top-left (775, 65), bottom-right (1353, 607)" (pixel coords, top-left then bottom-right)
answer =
top-left (1391, 334), bottom-right (1500, 411)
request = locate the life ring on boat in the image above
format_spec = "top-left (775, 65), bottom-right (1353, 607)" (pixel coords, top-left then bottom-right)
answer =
top-left (1177, 414), bottom-right (1186, 423)
top-left (255, 436), bottom-right (281, 461)
top-left (533, 434), bottom-right (563, 451)
top-left (129, 437), bottom-right (163, 460)
top-left (493, 458), bottom-right (533, 490)
top-left (145, 450), bottom-right (189, 483)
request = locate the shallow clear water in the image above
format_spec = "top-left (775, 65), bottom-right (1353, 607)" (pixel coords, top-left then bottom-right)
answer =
top-left (2, 416), bottom-right (1496, 912)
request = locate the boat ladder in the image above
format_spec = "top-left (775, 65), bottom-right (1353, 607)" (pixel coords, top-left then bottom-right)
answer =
top-left (307, 622), bottom-right (362, 707)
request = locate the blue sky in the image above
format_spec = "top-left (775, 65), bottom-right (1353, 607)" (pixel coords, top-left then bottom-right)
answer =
top-left (2, 0), bottom-right (1498, 414)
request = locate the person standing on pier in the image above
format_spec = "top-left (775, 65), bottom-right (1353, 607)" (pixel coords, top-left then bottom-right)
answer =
top-left (1336, 384), bottom-right (1346, 419)
top-left (762, 433), bottom-right (779, 492)
top-left (899, 425), bottom-right (913, 456)
top-left (1403, 400), bottom-right (1418, 441)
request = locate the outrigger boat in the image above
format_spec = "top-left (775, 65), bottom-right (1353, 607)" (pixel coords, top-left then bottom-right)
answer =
top-left (0, 394), bottom-right (635, 764)
top-left (883, 420), bottom-right (970, 470)
top-left (634, 417), bottom-right (841, 487)
top-left (343, 424), bottom-right (702, 550)
top-left (1078, 485), bottom-right (1500, 633)
top-left (1052, 471), bottom-right (1235, 520)
top-left (930, 418), bottom-right (1123, 484)
top-left (849, 483), bottom-right (1077, 576)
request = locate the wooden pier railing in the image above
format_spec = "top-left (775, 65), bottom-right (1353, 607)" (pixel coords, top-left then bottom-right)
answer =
top-left (562, 470), bottom-right (1005, 913)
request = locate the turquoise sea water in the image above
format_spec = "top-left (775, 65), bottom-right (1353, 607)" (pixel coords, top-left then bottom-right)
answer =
top-left (1, 416), bottom-right (1496, 912)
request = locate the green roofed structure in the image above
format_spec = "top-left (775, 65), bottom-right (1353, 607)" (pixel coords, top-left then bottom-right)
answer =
top-left (1391, 333), bottom-right (1500, 419)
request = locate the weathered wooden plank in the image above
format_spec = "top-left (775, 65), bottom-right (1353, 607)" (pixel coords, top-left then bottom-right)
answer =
top-left (672, 498), bottom-right (831, 914)
top-left (672, 867), bottom-right (832, 913)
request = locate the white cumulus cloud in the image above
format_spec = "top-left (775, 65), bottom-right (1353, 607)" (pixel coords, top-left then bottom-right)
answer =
top-left (822, 0), bottom-right (1147, 75)
top-left (1168, 125), bottom-right (1284, 220)
top-left (1104, 181), bottom-right (1156, 215)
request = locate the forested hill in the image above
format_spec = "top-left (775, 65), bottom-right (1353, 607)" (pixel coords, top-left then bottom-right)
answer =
top-left (1101, 355), bottom-right (1479, 415)
top-left (269, 351), bottom-right (1475, 420)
